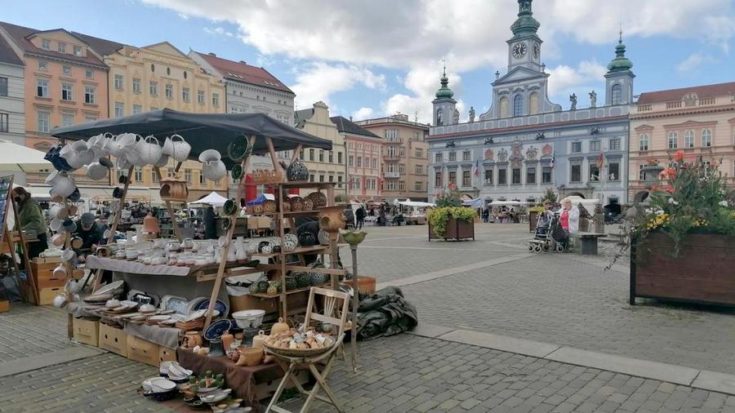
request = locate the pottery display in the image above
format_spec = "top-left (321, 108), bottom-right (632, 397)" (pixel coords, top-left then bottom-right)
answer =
top-left (236, 347), bottom-right (264, 367)
top-left (202, 160), bottom-right (227, 181)
top-left (137, 135), bottom-right (163, 165)
top-left (159, 179), bottom-right (188, 201)
top-left (252, 331), bottom-right (267, 349)
top-left (198, 149), bottom-right (222, 163)
top-left (231, 164), bottom-right (243, 181)
top-left (162, 134), bottom-right (191, 162)
top-left (227, 139), bottom-right (250, 161)
top-left (182, 331), bottom-right (203, 348)
top-left (290, 197), bottom-right (303, 211)
top-left (86, 162), bottom-right (108, 181)
top-left (306, 192), bottom-right (327, 208)
top-left (297, 231), bottom-right (317, 247)
top-left (263, 200), bottom-right (276, 213)
top-left (286, 158), bottom-right (309, 182)
top-left (270, 318), bottom-right (289, 336)
top-left (318, 205), bottom-right (346, 234)
top-left (223, 199), bottom-right (238, 216)
top-left (302, 198), bottom-right (314, 211)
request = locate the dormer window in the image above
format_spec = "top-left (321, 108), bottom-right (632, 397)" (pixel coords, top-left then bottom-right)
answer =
top-left (58, 42), bottom-right (66, 53)
top-left (73, 46), bottom-right (83, 56)
top-left (38, 60), bottom-right (48, 71)
top-left (41, 39), bottom-right (50, 50)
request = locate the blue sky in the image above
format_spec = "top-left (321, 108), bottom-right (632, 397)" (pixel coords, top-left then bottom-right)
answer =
top-left (3, 0), bottom-right (734, 123)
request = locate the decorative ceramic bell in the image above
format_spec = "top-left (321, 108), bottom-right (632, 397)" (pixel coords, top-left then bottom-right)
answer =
top-left (286, 158), bottom-right (309, 182)
top-left (143, 212), bottom-right (160, 235)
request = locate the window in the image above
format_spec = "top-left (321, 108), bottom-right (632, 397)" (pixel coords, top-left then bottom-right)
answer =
top-left (372, 158), bottom-right (377, 169)
top-left (57, 42), bottom-right (66, 53)
top-left (183, 71), bottom-right (187, 79)
top-left (415, 148), bottom-right (423, 158)
top-left (61, 113), bottom-right (74, 127)
top-left (542, 167), bottom-right (552, 184)
top-left (199, 171), bottom-right (204, 184)
top-left (309, 149), bottom-right (315, 161)
top-left (354, 178), bottom-right (360, 190)
top-left (133, 78), bottom-right (141, 94)
top-left (702, 129), bottom-right (712, 147)
top-left (435, 153), bottom-right (442, 163)
top-left (415, 164), bottom-right (423, 175)
top-left (611, 84), bottom-right (622, 105)
top-left (0, 77), bottom-right (6, 96)
top-left (62, 65), bottom-right (71, 76)
top-left (415, 181), bottom-right (422, 191)
top-left (590, 141), bottom-right (600, 152)
top-left (37, 111), bottom-right (50, 133)
top-left (61, 83), bottom-right (73, 101)
top-left (85, 69), bottom-right (93, 79)
top-left (41, 39), bottom-right (50, 49)
top-left (435, 171), bottom-right (442, 187)
top-left (135, 167), bottom-right (143, 182)
top-left (328, 175), bottom-right (334, 183)
top-left (484, 169), bottom-right (493, 185)
top-left (299, 149), bottom-right (305, 159)
top-left (328, 151), bottom-right (333, 163)
top-left (512, 168), bottom-right (521, 184)
top-left (319, 151), bottom-right (324, 162)
top-left (36, 79), bottom-right (49, 97)
top-left (0, 113), bottom-right (9, 132)
top-left (609, 138), bottom-right (621, 151)
top-left (462, 151), bottom-right (471, 161)
top-left (399, 164), bottom-right (406, 174)
top-left (165, 84), bottom-right (173, 99)
top-left (84, 86), bottom-right (95, 104)
top-left (571, 164), bottom-right (581, 182)
top-left (337, 175), bottom-right (343, 187)
top-left (526, 167), bottom-right (536, 184)
top-left (386, 129), bottom-right (399, 139)
top-left (498, 169), bottom-right (507, 185)
top-left (513, 94), bottom-right (524, 117)
top-left (448, 171), bottom-right (457, 185)
top-left (684, 130), bottom-right (695, 148)
top-left (338, 152), bottom-right (343, 164)
top-left (73, 45), bottom-right (82, 56)
top-left (114, 102), bottom-right (124, 117)
top-left (149, 81), bottom-right (158, 96)
top-left (166, 67), bottom-right (171, 76)
top-left (348, 155), bottom-right (354, 166)
top-left (589, 164), bottom-right (600, 181)
top-left (114, 74), bottom-right (124, 90)
top-left (356, 157), bottom-right (362, 167)
top-left (608, 162), bottom-right (620, 181)
top-left (133, 104), bottom-right (142, 114)
top-left (319, 175), bottom-right (324, 182)
top-left (182, 87), bottom-right (190, 102)
top-left (449, 151), bottom-right (456, 162)
top-left (197, 90), bottom-right (205, 104)
top-left (85, 115), bottom-right (97, 122)
top-left (309, 174), bottom-right (314, 182)
top-left (571, 142), bottom-right (582, 153)
top-left (639, 134), bottom-right (649, 151)
top-left (668, 132), bottom-right (678, 149)
top-left (212, 93), bottom-right (220, 107)
top-left (185, 169), bottom-right (192, 184)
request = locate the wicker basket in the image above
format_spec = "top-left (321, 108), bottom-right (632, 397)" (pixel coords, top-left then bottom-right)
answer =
top-left (263, 340), bottom-right (336, 358)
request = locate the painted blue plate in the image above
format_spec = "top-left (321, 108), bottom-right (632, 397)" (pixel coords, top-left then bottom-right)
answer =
top-left (204, 319), bottom-right (233, 341)
top-left (194, 299), bottom-right (228, 316)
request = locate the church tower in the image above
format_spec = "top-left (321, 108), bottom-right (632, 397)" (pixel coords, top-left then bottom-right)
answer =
top-left (507, 0), bottom-right (543, 72)
top-left (604, 32), bottom-right (635, 106)
top-left (432, 66), bottom-right (457, 126)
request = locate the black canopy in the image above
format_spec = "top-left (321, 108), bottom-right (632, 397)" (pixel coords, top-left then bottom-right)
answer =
top-left (51, 109), bottom-right (332, 160)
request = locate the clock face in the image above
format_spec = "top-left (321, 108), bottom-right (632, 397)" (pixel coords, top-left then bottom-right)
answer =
top-left (512, 42), bottom-right (527, 59)
top-left (533, 43), bottom-right (540, 59)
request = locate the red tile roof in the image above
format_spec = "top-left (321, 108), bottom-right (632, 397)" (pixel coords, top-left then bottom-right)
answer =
top-left (637, 82), bottom-right (735, 104)
top-left (0, 21), bottom-right (106, 68)
top-left (195, 51), bottom-right (293, 94)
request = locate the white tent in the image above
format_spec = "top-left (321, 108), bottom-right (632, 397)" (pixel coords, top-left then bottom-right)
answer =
top-left (189, 191), bottom-right (228, 207)
top-left (462, 198), bottom-right (485, 209)
top-left (398, 200), bottom-right (435, 208)
top-left (0, 140), bottom-right (51, 172)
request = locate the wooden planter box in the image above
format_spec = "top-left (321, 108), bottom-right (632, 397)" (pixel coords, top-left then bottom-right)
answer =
top-left (428, 218), bottom-right (475, 241)
top-left (630, 232), bottom-right (735, 306)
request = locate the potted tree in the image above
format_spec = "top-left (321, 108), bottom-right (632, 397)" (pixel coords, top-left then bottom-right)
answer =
top-left (625, 150), bottom-right (735, 306)
top-left (428, 184), bottom-right (476, 241)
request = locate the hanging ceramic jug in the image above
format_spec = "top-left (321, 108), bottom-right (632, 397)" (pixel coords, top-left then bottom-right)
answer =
top-left (137, 135), bottom-right (162, 165)
top-left (202, 159), bottom-right (226, 181)
top-left (50, 173), bottom-right (76, 198)
top-left (162, 134), bottom-right (191, 162)
top-left (198, 149), bottom-right (221, 163)
top-left (286, 158), bottom-right (309, 182)
top-left (86, 162), bottom-right (108, 181)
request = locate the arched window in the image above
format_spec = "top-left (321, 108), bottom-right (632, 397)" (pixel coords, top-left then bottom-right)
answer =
top-left (701, 129), bottom-right (712, 147)
top-left (611, 84), bottom-right (622, 105)
top-left (150, 63), bottom-right (155, 72)
top-left (436, 108), bottom-right (443, 126)
top-left (529, 92), bottom-right (539, 115)
top-left (499, 97), bottom-right (509, 118)
top-left (684, 130), bottom-right (695, 148)
top-left (667, 132), bottom-right (678, 149)
top-left (639, 134), bottom-right (649, 151)
top-left (513, 94), bottom-right (524, 117)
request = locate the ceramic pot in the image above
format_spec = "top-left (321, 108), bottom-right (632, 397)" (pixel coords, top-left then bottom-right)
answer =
top-left (50, 173), bottom-right (76, 198)
top-left (155, 154), bottom-right (170, 168)
top-left (182, 331), bottom-right (202, 348)
top-left (110, 133), bottom-right (138, 158)
top-left (70, 237), bottom-right (83, 249)
top-left (51, 233), bottom-right (66, 247)
top-left (86, 162), bottom-right (108, 181)
top-left (252, 331), bottom-right (267, 349)
top-left (198, 149), bottom-right (221, 163)
top-left (270, 318), bottom-right (289, 336)
top-left (159, 179), bottom-right (188, 201)
top-left (49, 204), bottom-right (68, 220)
top-left (162, 134), bottom-right (191, 162)
top-left (202, 160), bottom-right (226, 181)
top-left (286, 158), bottom-right (309, 182)
top-left (52, 264), bottom-right (67, 279)
top-left (236, 347), bottom-right (263, 367)
top-left (137, 135), bottom-right (162, 165)
top-left (318, 206), bottom-right (345, 234)
top-left (223, 199), bottom-right (238, 216)
top-left (297, 231), bottom-right (317, 247)
top-left (231, 164), bottom-right (243, 181)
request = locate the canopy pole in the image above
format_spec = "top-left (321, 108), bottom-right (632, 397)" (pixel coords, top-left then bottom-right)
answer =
top-left (93, 165), bottom-right (133, 292)
top-left (154, 166), bottom-right (183, 241)
top-left (204, 135), bottom-right (256, 331)
top-left (290, 144), bottom-right (303, 163)
top-left (265, 137), bottom-right (284, 179)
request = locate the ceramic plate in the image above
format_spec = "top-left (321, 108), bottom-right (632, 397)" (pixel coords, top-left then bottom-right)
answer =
top-left (186, 297), bottom-right (208, 314)
top-left (193, 299), bottom-right (228, 316)
top-left (83, 293), bottom-right (113, 303)
top-left (203, 319), bottom-right (233, 341)
top-left (162, 295), bottom-right (189, 315)
top-left (185, 309), bottom-right (220, 321)
top-left (94, 280), bottom-right (125, 296)
top-left (148, 315), bottom-right (171, 322)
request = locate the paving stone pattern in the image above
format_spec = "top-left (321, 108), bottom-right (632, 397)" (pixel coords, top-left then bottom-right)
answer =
top-left (0, 305), bottom-right (75, 363)
top-left (282, 333), bottom-right (735, 413)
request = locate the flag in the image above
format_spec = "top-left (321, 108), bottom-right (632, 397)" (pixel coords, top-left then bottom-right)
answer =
top-left (473, 159), bottom-right (480, 177)
top-left (596, 152), bottom-right (604, 169)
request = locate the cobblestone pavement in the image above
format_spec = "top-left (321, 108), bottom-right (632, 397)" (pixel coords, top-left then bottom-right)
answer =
top-left (282, 334), bottom-right (735, 413)
top-left (343, 224), bottom-right (735, 375)
top-left (0, 304), bottom-right (75, 363)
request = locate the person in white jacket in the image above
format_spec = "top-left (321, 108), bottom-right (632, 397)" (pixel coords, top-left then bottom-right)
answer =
top-left (560, 198), bottom-right (580, 235)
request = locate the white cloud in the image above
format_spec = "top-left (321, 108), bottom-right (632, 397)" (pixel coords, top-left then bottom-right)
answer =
top-left (203, 26), bottom-right (235, 38)
top-left (382, 65), bottom-right (465, 124)
top-left (547, 60), bottom-right (607, 101)
top-left (290, 62), bottom-right (386, 110)
top-left (351, 107), bottom-right (375, 121)
top-left (676, 53), bottom-right (716, 73)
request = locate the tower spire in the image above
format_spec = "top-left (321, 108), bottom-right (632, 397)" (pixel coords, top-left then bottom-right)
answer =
top-left (511, 0), bottom-right (540, 38)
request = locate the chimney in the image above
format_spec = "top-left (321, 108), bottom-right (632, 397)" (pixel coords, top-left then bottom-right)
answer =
top-left (239, 60), bottom-right (247, 64)
top-left (349, 116), bottom-right (353, 122)
top-left (208, 52), bottom-right (216, 57)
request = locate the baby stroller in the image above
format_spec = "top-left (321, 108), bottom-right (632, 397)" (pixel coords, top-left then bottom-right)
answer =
top-left (529, 212), bottom-right (567, 253)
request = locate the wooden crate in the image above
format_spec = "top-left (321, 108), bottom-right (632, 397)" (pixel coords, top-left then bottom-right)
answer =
top-left (127, 335), bottom-right (160, 367)
top-left (229, 294), bottom-right (279, 314)
top-left (98, 323), bottom-right (127, 357)
top-left (159, 347), bottom-right (177, 364)
top-left (39, 287), bottom-right (64, 305)
top-left (72, 318), bottom-right (99, 347)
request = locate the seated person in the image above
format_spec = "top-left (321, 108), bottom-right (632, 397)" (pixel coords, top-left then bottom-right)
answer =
top-left (73, 213), bottom-right (106, 259)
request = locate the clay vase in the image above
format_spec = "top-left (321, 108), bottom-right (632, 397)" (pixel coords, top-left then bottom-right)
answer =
top-left (318, 206), bottom-right (346, 234)
top-left (182, 331), bottom-right (203, 349)
top-left (160, 179), bottom-right (188, 202)
top-left (270, 318), bottom-right (289, 336)
top-left (252, 330), bottom-right (267, 349)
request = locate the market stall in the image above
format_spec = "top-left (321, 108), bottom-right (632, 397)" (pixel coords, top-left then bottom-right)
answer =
top-left (48, 109), bottom-right (357, 410)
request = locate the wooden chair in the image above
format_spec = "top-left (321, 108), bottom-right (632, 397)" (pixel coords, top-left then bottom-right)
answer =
top-left (266, 287), bottom-right (350, 413)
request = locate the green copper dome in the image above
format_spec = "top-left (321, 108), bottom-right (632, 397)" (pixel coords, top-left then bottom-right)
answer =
top-left (607, 38), bottom-right (633, 73)
top-left (435, 68), bottom-right (454, 99)
top-left (511, 0), bottom-right (540, 38)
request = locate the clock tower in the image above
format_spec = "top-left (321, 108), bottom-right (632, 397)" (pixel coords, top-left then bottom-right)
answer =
top-left (507, 0), bottom-right (542, 72)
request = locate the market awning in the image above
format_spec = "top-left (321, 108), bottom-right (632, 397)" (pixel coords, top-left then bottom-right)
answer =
top-left (189, 191), bottom-right (228, 207)
top-left (51, 109), bottom-right (333, 163)
top-left (0, 139), bottom-right (52, 172)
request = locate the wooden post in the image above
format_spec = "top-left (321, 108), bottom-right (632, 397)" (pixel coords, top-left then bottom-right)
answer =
top-left (350, 245), bottom-right (359, 372)
top-left (290, 144), bottom-right (303, 163)
top-left (8, 179), bottom-right (37, 304)
top-left (155, 165), bottom-right (183, 241)
top-left (265, 137), bottom-right (284, 178)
